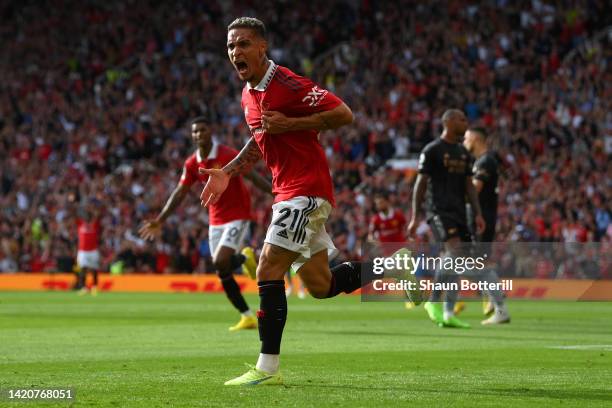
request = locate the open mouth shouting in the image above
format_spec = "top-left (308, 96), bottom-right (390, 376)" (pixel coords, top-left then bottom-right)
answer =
top-left (234, 60), bottom-right (249, 78)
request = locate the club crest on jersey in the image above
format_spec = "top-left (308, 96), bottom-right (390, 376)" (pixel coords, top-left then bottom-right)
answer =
top-left (302, 86), bottom-right (328, 107)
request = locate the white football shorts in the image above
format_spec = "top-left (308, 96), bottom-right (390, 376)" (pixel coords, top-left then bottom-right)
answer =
top-left (209, 219), bottom-right (250, 256)
top-left (264, 196), bottom-right (338, 271)
top-left (77, 250), bottom-right (100, 270)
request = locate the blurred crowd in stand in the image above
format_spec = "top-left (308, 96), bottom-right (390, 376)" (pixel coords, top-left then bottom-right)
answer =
top-left (0, 1), bottom-right (610, 278)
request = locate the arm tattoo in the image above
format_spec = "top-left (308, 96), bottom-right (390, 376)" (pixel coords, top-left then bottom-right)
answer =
top-left (223, 137), bottom-right (262, 177)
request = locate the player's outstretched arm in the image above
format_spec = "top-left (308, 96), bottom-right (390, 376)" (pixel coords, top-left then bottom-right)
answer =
top-left (407, 174), bottom-right (429, 237)
top-left (139, 184), bottom-right (189, 241)
top-left (261, 102), bottom-right (353, 134)
top-left (199, 138), bottom-right (262, 207)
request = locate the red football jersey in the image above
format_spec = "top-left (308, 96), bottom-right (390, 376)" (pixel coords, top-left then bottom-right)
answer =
top-left (77, 219), bottom-right (100, 251)
top-left (370, 209), bottom-right (407, 243)
top-left (241, 61), bottom-right (342, 205)
top-left (180, 144), bottom-right (252, 225)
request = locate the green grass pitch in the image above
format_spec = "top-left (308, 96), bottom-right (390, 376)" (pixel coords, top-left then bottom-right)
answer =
top-left (1, 292), bottom-right (611, 407)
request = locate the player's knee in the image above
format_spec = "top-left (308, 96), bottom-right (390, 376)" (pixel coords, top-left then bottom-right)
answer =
top-left (256, 253), bottom-right (288, 281)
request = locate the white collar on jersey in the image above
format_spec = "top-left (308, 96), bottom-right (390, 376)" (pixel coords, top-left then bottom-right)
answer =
top-left (196, 143), bottom-right (218, 163)
top-left (247, 60), bottom-right (277, 92)
top-left (378, 209), bottom-right (395, 220)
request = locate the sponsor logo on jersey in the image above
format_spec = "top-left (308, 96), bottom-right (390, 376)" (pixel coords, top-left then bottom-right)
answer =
top-left (302, 86), bottom-right (328, 107)
top-left (249, 126), bottom-right (265, 136)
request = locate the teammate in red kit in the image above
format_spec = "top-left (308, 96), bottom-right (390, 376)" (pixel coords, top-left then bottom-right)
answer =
top-left (200, 17), bottom-right (418, 386)
top-left (140, 116), bottom-right (272, 331)
top-left (369, 193), bottom-right (417, 310)
top-left (76, 207), bottom-right (101, 295)
top-left (369, 193), bottom-right (407, 244)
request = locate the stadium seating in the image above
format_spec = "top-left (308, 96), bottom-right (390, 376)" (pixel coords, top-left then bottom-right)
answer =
top-left (0, 1), bottom-right (609, 277)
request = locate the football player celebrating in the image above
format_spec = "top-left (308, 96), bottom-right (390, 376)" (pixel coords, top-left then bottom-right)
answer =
top-left (200, 17), bottom-right (418, 385)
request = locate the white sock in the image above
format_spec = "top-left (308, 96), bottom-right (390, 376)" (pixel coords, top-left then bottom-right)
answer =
top-left (443, 310), bottom-right (454, 321)
top-left (256, 353), bottom-right (279, 374)
top-left (241, 310), bottom-right (253, 317)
